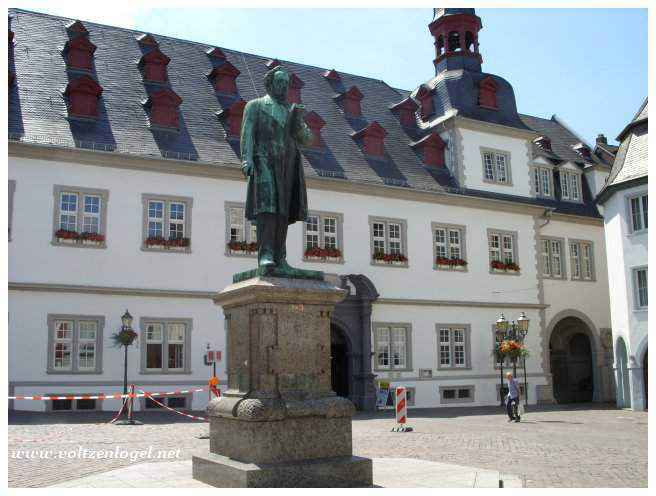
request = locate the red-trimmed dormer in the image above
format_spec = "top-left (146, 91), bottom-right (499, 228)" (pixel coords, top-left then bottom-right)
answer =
top-left (64, 75), bottom-right (103, 119)
top-left (206, 47), bottom-right (226, 60)
top-left (341, 86), bottom-right (364, 117)
top-left (416, 85), bottom-right (434, 120)
top-left (288, 73), bottom-right (304, 104)
top-left (217, 99), bottom-right (247, 138)
top-left (144, 88), bottom-right (182, 129)
top-left (322, 68), bottom-right (340, 81)
top-left (352, 121), bottom-right (387, 157)
top-left (208, 61), bottom-right (240, 95)
top-left (140, 48), bottom-right (170, 83)
top-left (478, 76), bottom-right (498, 109)
top-left (411, 132), bottom-right (447, 167)
top-left (390, 97), bottom-right (419, 127)
top-left (265, 58), bottom-right (282, 69)
top-left (304, 111), bottom-right (325, 148)
top-left (65, 20), bottom-right (89, 36)
top-left (64, 35), bottom-right (97, 71)
top-left (136, 33), bottom-right (158, 46)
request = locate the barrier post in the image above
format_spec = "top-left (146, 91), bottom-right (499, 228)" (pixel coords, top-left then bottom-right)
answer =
top-left (114, 383), bottom-right (142, 425)
top-left (391, 386), bottom-right (413, 432)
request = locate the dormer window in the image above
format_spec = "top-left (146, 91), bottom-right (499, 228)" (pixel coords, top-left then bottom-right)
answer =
top-left (390, 97), bottom-right (418, 127)
top-left (572, 142), bottom-right (592, 161)
top-left (206, 47), bottom-right (226, 60)
top-left (64, 36), bottom-right (97, 71)
top-left (208, 61), bottom-right (240, 95)
top-left (351, 121), bottom-right (387, 157)
top-left (217, 99), bottom-right (246, 138)
top-left (534, 135), bottom-right (552, 151)
top-left (560, 169), bottom-right (582, 202)
top-left (143, 88), bottom-right (182, 129)
top-left (287, 73), bottom-right (304, 104)
top-left (340, 86), bottom-right (363, 117)
top-left (416, 85), bottom-right (434, 120)
top-left (304, 111), bottom-right (325, 148)
top-left (411, 132), bottom-right (447, 167)
top-left (65, 20), bottom-right (89, 36)
top-left (478, 76), bottom-right (498, 109)
top-left (64, 75), bottom-right (103, 119)
top-left (322, 69), bottom-right (340, 81)
top-left (139, 48), bottom-right (170, 83)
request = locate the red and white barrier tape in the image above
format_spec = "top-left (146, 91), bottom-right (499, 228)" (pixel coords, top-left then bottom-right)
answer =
top-left (138, 389), bottom-right (208, 422)
top-left (9, 386), bottom-right (207, 401)
top-left (108, 397), bottom-right (129, 424)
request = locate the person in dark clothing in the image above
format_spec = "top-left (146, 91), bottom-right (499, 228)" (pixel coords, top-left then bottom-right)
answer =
top-left (505, 372), bottom-right (521, 422)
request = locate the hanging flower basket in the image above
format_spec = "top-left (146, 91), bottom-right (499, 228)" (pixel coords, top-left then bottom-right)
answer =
top-left (111, 329), bottom-right (138, 347)
top-left (495, 339), bottom-right (529, 360)
top-left (372, 252), bottom-right (408, 265)
top-left (227, 241), bottom-right (258, 254)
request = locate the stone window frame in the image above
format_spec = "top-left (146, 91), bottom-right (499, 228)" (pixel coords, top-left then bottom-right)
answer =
top-left (568, 238), bottom-right (596, 282)
top-left (435, 324), bottom-right (472, 370)
top-left (632, 266), bottom-right (648, 310)
top-left (141, 193), bottom-right (193, 254)
top-left (9, 179), bottom-right (16, 241)
top-left (46, 393), bottom-right (104, 412)
top-left (302, 210), bottom-right (345, 264)
top-left (431, 222), bottom-right (468, 271)
top-left (530, 165), bottom-right (554, 199)
top-left (372, 322), bottom-right (413, 372)
top-left (46, 314), bottom-right (105, 374)
top-left (51, 185), bottom-right (110, 249)
top-left (559, 169), bottom-right (583, 203)
top-left (487, 228), bottom-right (520, 275)
top-left (480, 147), bottom-right (513, 186)
top-left (139, 317), bottom-right (193, 375)
top-left (439, 385), bottom-right (475, 404)
top-left (626, 191), bottom-right (648, 234)
top-left (491, 325), bottom-right (525, 370)
top-left (369, 216), bottom-right (409, 268)
top-left (539, 236), bottom-right (567, 279)
top-left (224, 201), bottom-right (257, 258)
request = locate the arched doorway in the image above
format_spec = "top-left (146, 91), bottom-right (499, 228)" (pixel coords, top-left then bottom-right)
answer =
top-left (615, 338), bottom-right (631, 408)
top-left (330, 324), bottom-right (350, 399)
top-left (549, 317), bottom-right (595, 403)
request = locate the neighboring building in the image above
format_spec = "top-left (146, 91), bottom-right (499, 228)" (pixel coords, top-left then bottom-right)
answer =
top-left (597, 98), bottom-right (648, 411)
top-left (9, 8), bottom-right (616, 412)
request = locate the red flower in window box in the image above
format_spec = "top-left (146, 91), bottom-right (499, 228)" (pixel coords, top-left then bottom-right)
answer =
top-left (304, 246), bottom-right (342, 260)
top-left (80, 232), bottom-right (105, 243)
top-left (505, 262), bottom-right (520, 272)
top-left (55, 229), bottom-right (80, 240)
top-left (436, 257), bottom-right (467, 267)
top-left (373, 252), bottom-right (407, 264)
top-left (490, 260), bottom-right (520, 272)
top-left (228, 241), bottom-right (257, 253)
top-left (146, 236), bottom-right (190, 248)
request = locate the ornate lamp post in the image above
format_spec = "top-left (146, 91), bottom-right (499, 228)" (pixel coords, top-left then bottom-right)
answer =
top-left (112, 309), bottom-right (141, 425)
top-left (495, 312), bottom-right (530, 407)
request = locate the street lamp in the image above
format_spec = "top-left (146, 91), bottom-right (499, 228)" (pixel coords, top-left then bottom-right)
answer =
top-left (113, 309), bottom-right (141, 425)
top-left (495, 312), bottom-right (530, 407)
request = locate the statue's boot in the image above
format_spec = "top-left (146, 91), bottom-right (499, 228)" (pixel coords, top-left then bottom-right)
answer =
top-left (256, 213), bottom-right (276, 270)
top-left (274, 215), bottom-right (295, 275)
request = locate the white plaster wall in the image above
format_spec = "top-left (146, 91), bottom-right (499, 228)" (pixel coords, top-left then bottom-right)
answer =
top-left (459, 127), bottom-right (531, 197)
top-left (584, 168), bottom-right (610, 199)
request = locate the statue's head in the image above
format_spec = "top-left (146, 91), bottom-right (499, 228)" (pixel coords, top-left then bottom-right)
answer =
top-left (264, 66), bottom-right (290, 103)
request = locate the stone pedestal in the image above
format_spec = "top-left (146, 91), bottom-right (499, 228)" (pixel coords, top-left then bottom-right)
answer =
top-left (192, 276), bottom-right (373, 487)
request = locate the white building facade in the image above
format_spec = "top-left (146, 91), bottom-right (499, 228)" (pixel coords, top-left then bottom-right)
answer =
top-left (8, 8), bottom-right (616, 412)
top-left (598, 99), bottom-right (648, 411)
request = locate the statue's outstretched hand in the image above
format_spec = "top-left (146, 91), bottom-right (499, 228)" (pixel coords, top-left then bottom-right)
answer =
top-left (241, 160), bottom-right (254, 178)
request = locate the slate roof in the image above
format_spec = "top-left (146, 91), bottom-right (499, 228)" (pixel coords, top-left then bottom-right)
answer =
top-left (8, 8), bottom-right (605, 218)
top-left (597, 99), bottom-right (648, 202)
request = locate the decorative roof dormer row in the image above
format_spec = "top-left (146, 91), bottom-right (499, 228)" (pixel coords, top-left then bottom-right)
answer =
top-left (390, 97), bottom-right (419, 127)
top-left (64, 75), bottom-right (103, 119)
top-left (304, 111), bottom-right (325, 148)
top-left (216, 99), bottom-right (246, 139)
top-left (335, 85), bottom-right (364, 117)
top-left (410, 132), bottom-right (447, 168)
top-left (62, 20), bottom-right (97, 72)
top-left (208, 61), bottom-right (240, 94)
top-left (142, 88), bottom-right (183, 129)
top-left (351, 121), bottom-right (387, 157)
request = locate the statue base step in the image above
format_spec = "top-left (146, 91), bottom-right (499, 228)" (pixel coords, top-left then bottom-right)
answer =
top-left (192, 452), bottom-right (373, 488)
top-left (232, 265), bottom-right (323, 283)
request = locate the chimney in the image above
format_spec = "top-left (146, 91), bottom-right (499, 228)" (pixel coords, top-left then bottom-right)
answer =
top-left (596, 134), bottom-right (607, 145)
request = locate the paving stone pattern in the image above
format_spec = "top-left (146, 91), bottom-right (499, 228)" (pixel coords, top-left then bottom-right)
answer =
top-left (8, 403), bottom-right (647, 488)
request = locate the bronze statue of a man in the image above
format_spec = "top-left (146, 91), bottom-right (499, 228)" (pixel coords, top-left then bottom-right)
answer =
top-left (240, 66), bottom-right (312, 273)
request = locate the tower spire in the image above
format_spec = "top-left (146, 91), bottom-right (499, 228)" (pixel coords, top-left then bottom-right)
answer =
top-left (428, 8), bottom-right (483, 75)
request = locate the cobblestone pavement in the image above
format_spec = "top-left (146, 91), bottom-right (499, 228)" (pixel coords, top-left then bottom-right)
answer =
top-left (8, 403), bottom-right (647, 488)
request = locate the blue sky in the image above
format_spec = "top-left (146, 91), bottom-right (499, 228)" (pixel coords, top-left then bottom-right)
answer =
top-left (18, 7), bottom-right (648, 146)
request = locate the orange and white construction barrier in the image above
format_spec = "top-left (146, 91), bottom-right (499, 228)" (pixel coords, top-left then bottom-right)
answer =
top-left (9, 386), bottom-right (207, 401)
top-left (391, 386), bottom-right (413, 432)
top-left (138, 389), bottom-right (209, 422)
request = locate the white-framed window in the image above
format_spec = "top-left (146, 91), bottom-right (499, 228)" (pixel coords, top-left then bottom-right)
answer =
top-left (540, 238), bottom-right (565, 278)
top-left (436, 325), bottom-right (470, 369)
top-left (532, 167), bottom-right (553, 198)
top-left (142, 194), bottom-right (193, 252)
top-left (59, 192), bottom-right (78, 232)
top-left (433, 223), bottom-right (467, 269)
top-left (629, 194), bottom-right (648, 233)
top-left (141, 318), bottom-right (192, 374)
top-left (306, 215), bottom-right (320, 249)
top-left (370, 217), bottom-right (408, 266)
top-left (225, 203), bottom-right (257, 256)
top-left (53, 186), bottom-right (109, 248)
top-left (488, 229), bottom-right (519, 273)
top-left (560, 170), bottom-right (582, 202)
top-left (374, 324), bottom-right (411, 371)
top-left (48, 315), bottom-right (104, 374)
top-left (82, 195), bottom-right (101, 234)
top-left (569, 240), bottom-right (594, 281)
top-left (303, 211), bottom-right (343, 262)
top-left (634, 267), bottom-right (648, 309)
top-left (482, 149), bottom-right (511, 185)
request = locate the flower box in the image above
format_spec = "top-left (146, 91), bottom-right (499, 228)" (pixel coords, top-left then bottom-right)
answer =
top-left (372, 252), bottom-right (408, 266)
top-left (304, 247), bottom-right (342, 263)
top-left (146, 236), bottom-right (191, 251)
top-left (490, 260), bottom-right (520, 273)
top-left (55, 230), bottom-right (105, 246)
top-left (435, 257), bottom-right (467, 271)
top-left (227, 241), bottom-right (257, 256)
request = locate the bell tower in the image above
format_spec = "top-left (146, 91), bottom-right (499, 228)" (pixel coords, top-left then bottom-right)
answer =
top-left (428, 7), bottom-right (483, 75)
